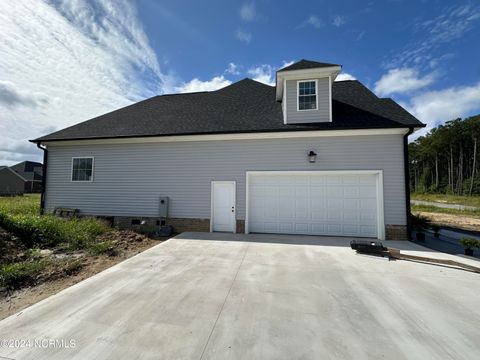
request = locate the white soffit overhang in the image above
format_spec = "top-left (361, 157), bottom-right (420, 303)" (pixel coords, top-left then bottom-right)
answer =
top-left (43, 128), bottom-right (410, 147)
top-left (275, 66), bottom-right (342, 101)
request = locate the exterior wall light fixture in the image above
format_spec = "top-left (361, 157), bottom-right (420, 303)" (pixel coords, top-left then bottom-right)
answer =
top-left (308, 150), bottom-right (317, 163)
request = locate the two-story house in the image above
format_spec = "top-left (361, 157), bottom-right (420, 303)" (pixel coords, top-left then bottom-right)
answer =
top-left (31, 59), bottom-right (424, 240)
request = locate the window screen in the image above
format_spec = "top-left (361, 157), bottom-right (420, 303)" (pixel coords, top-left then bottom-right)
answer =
top-left (72, 158), bottom-right (93, 182)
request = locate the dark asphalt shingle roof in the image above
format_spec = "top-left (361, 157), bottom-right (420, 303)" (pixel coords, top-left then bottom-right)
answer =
top-left (33, 78), bottom-right (424, 142)
top-left (278, 59), bottom-right (341, 72)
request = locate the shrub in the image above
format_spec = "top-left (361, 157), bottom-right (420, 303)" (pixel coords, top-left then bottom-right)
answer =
top-left (410, 214), bottom-right (431, 231)
top-left (0, 259), bottom-right (49, 290)
top-left (459, 238), bottom-right (480, 249)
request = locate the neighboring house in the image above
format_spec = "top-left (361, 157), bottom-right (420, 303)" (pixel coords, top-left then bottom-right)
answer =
top-left (0, 166), bottom-right (26, 196)
top-left (10, 161), bottom-right (43, 193)
top-left (31, 60), bottom-right (425, 240)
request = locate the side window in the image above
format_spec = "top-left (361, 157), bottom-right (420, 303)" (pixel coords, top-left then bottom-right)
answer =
top-left (298, 80), bottom-right (317, 111)
top-left (72, 157), bottom-right (94, 182)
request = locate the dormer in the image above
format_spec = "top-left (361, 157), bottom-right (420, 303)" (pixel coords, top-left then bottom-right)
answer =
top-left (276, 59), bottom-right (342, 124)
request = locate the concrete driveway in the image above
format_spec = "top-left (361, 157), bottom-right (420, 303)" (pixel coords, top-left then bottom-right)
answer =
top-left (0, 232), bottom-right (479, 360)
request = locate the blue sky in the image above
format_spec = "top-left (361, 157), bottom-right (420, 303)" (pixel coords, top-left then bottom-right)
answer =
top-left (0, 0), bottom-right (479, 165)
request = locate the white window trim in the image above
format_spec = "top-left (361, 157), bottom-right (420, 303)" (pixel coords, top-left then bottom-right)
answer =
top-left (245, 170), bottom-right (385, 240)
top-left (71, 156), bottom-right (94, 182)
top-left (297, 79), bottom-right (318, 112)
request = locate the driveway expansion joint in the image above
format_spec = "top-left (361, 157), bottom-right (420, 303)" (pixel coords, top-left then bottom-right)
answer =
top-left (199, 242), bottom-right (250, 360)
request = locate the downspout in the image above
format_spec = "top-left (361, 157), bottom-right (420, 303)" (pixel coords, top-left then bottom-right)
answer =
top-left (403, 127), bottom-right (414, 240)
top-left (36, 143), bottom-right (48, 215)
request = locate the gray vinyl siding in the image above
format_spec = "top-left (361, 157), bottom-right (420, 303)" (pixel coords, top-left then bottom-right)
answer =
top-left (44, 134), bottom-right (407, 226)
top-left (285, 78), bottom-right (330, 124)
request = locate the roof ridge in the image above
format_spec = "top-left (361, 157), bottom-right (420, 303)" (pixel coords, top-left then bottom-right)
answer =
top-left (161, 91), bottom-right (209, 97)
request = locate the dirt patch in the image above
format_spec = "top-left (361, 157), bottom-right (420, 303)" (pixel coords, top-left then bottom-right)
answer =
top-left (0, 230), bottom-right (168, 320)
top-left (415, 211), bottom-right (480, 232)
top-left (0, 228), bottom-right (27, 265)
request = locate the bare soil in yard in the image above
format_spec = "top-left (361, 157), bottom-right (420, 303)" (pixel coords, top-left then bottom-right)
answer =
top-left (0, 230), bottom-right (168, 320)
top-left (415, 211), bottom-right (480, 232)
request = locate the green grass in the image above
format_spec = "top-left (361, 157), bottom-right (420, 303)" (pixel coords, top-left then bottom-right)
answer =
top-left (87, 240), bottom-right (116, 256)
top-left (0, 195), bottom-right (115, 291)
top-left (0, 195), bottom-right (111, 249)
top-left (0, 194), bottom-right (40, 215)
top-left (411, 193), bottom-right (480, 208)
top-left (0, 259), bottom-right (50, 290)
top-left (411, 204), bottom-right (480, 217)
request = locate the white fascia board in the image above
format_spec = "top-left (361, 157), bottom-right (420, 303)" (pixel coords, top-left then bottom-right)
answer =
top-left (43, 128), bottom-right (409, 147)
top-left (275, 66), bottom-right (342, 100)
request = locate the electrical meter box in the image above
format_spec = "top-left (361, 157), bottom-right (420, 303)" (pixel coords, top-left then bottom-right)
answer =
top-left (159, 197), bottom-right (169, 217)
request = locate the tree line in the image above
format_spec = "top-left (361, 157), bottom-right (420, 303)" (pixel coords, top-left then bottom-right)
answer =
top-left (409, 114), bottom-right (480, 195)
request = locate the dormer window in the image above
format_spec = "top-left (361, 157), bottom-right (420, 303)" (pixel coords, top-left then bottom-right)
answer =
top-left (297, 80), bottom-right (317, 111)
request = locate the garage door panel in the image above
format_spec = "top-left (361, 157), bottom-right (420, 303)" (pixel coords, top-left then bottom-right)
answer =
top-left (344, 188), bottom-right (360, 197)
top-left (327, 199), bottom-right (343, 209)
top-left (359, 187), bottom-right (377, 197)
top-left (343, 225), bottom-right (359, 236)
top-left (326, 176), bottom-right (342, 185)
top-left (294, 176), bottom-right (309, 185)
top-left (311, 210), bottom-right (327, 220)
top-left (343, 211), bottom-right (359, 221)
top-left (360, 225), bottom-right (377, 236)
top-left (328, 186), bottom-right (343, 197)
top-left (360, 212), bottom-right (376, 221)
top-left (278, 223), bottom-right (294, 232)
top-left (311, 223), bottom-right (326, 233)
top-left (360, 199), bottom-right (377, 210)
top-left (310, 187), bottom-right (325, 197)
top-left (310, 176), bottom-right (325, 185)
top-left (248, 172), bottom-right (380, 238)
top-left (295, 223), bottom-right (309, 232)
top-left (343, 199), bottom-right (360, 209)
top-left (359, 176), bottom-right (374, 184)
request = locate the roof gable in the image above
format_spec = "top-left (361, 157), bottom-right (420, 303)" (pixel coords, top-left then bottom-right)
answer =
top-left (278, 59), bottom-right (341, 72)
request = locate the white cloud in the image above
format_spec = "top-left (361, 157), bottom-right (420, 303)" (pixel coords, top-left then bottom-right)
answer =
top-left (235, 29), bottom-right (252, 44)
top-left (225, 62), bottom-right (241, 75)
top-left (0, 81), bottom-right (50, 108)
top-left (175, 76), bottom-right (231, 93)
top-left (374, 68), bottom-right (436, 96)
top-left (335, 73), bottom-right (356, 81)
top-left (248, 65), bottom-right (275, 86)
top-left (332, 16), bottom-right (346, 27)
top-left (356, 30), bottom-right (366, 41)
top-left (240, 3), bottom-right (256, 22)
top-left (387, 4), bottom-right (480, 69)
top-left (280, 60), bottom-right (295, 69)
top-left (298, 15), bottom-right (324, 29)
top-left (0, 0), bottom-right (166, 165)
top-left (405, 83), bottom-right (480, 133)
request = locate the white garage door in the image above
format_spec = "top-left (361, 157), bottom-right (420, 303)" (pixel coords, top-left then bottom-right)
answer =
top-left (247, 172), bottom-right (381, 238)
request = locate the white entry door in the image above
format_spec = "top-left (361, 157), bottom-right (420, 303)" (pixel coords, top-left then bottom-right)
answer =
top-left (211, 181), bottom-right (236, 233)
top-left (247, 171), bottom-right (383, 239)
